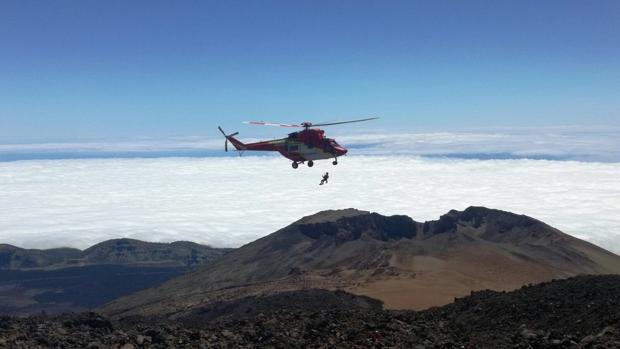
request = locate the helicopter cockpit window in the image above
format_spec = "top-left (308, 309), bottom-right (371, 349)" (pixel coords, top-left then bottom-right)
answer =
top-left (324, 139), bottom-right (334, 150)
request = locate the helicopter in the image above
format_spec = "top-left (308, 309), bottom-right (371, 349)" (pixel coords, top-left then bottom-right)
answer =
top-left (217, 117), bottom-right (378, 168)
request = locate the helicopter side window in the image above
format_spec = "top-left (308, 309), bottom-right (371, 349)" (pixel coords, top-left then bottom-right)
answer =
top-left (289, 144), bottom-right (299, 152)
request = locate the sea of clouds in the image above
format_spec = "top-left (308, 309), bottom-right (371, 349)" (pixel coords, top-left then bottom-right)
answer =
top-left (2, 127), bottom-right (620, 162)
top-left (1, 156), bottom-right (619, 253)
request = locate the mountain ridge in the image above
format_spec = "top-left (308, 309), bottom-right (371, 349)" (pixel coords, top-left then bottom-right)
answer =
top-left (0, 238), bottom-right (233, 270)
top-left (0, 239), bottom-right (233, 315)
top-left (100, 206), bottom-right (620, 318)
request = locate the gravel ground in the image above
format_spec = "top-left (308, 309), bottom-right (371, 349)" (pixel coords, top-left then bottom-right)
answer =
top-left (1, 275), bottom-right (619, 348)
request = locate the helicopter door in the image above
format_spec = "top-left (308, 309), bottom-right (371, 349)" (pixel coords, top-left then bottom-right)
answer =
top-left (287, 142), bottom-right (299, 152)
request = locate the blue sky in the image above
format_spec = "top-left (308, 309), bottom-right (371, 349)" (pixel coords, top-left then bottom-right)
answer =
top-left (1, 0), bottom-right (619, 142)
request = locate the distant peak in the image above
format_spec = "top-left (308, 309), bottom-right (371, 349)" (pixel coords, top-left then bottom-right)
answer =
top-left (295, 211), bottom-right (416, 243)
top-left (290, 206), bottom-right (554, 244)
top-left (0, 244), bottom-right (19, 250)
top-left (451, 206), bottom-right (527, 217)
top-left (296, 208), bottom-right (370, 224)
top-left (443, 206), bottom-right (544, 229)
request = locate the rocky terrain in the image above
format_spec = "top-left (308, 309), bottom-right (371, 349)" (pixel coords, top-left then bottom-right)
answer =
top-left (0, 239), bottom-right (232, 315)
top-left (101, 207), bottom-right (620, 317)
top-left (0, 275), bottom-right (619, 348)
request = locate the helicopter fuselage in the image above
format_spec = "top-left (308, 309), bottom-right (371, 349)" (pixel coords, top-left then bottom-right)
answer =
top-left (219, 127), bottom-right (347, 167)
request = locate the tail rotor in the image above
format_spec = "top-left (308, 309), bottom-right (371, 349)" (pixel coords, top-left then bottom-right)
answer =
top-left (218, 126), bottom-right (239, 152)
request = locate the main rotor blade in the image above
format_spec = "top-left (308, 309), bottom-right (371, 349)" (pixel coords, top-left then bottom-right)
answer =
top-left (217, 126), bottom-right (227, 136)
top-left (243, 121), bottom-right (301, 128)
top-left (311, 117), bottom-right (379, 127)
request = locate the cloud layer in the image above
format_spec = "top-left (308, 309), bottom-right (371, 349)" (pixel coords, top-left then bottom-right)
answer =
top-left (2, 127), bottom-right (620, 162)
top-left (337, 127), bottom-right (620, 162)
top-left (1, 156), bottom-right (619, 253)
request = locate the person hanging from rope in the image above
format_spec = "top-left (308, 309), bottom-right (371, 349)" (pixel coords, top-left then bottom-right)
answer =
top-left (319, 172), bottom-right (329, 185)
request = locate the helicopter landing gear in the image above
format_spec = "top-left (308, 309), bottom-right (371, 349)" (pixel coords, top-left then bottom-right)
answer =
top-left (307, 160), bottom-right (314, 167)
top-left (292, 162), bottom-right (299, 169)
top-left (332, 159), bottom-right (338, 165)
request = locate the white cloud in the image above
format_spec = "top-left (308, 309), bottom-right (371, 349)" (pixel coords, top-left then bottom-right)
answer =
top-left (334, 127), bottom-right (620, 162)
top-left (1, 156), bottom-right (619, 254)
top-left (2, 127), bottom-right (619, 162)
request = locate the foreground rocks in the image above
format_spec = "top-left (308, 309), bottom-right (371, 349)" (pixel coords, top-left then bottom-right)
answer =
top-left (1, 275), bottom-right (619, 348)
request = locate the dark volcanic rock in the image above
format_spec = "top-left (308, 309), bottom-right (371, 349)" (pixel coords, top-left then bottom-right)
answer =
top-left (296, 206), bottom-right (554, 243)
top-left (424, 274), bottom-right (620, 347)
top-left (299, 213), bottom-right (417, 242)
top-left (180, 289), bottom-right (383, 323)
top-left (1, 275), bottom-right (619, 348)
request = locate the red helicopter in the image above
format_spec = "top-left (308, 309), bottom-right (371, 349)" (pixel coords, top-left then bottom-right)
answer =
top-left (218, 117), bottom-right (378, 168)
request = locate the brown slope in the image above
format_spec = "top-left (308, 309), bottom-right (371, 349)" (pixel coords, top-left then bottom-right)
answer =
top-left (100, 207), bottom-right (620, 317)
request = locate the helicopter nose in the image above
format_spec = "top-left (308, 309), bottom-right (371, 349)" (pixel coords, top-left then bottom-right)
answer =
top-left (334, 146), bottom-right (347, 156)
